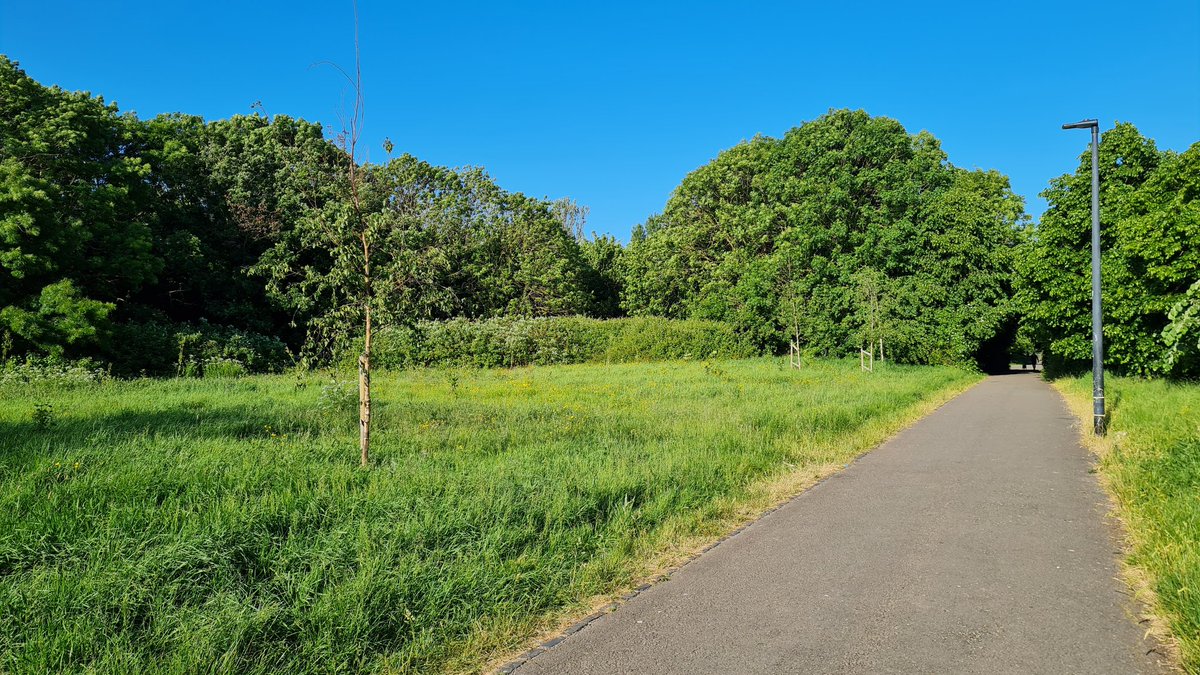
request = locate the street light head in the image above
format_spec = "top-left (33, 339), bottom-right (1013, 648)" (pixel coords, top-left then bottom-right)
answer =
top-left (1062, 119), bottom-right (1099, 130)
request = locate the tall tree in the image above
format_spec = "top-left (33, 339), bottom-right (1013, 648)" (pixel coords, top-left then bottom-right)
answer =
top-left (621, 110), bottom-right (1023, 366)
top-left (0, 56), bottom-right (160, 356)
top-left (551, 197), bottom-right (589, 242)
top-left (579, 233), bottom-right (626, 317)
top-left (1017, 124), bottom-right (1200, 377)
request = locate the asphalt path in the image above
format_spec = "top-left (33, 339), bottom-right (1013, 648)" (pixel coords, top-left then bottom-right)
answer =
top-left (514, 372), bottom-right (1169, 674)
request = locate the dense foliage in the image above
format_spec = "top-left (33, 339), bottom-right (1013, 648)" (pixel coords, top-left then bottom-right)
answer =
top-left (7, 56), bottom-right (1198, 376)
top-left (620, 110), bottom-right (1026, 368)
top-left (254, 154), bottom-right (599, 363)
top-left (1017, 124), bottom-right (1200, 377)
top-left (0, 57), bottom-right (610, 373)
top-left (0, 57), bottom-right (157, 359)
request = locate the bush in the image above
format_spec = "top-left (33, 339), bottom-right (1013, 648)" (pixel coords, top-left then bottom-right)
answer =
top-left (316, 377), bottom-right (358, 416)
top-left (0, 356), bottom-right (110, 389)
top-left (1163, 279), bottom-right (1200, 378)
top-left (201, 357), bottom-right (248, 379)
top-left (104, 319), bottom-right (290, 376)
top-left (371, 316), bottom-right (758, 369)
top-left (600, 317), bottom-right (755, 363)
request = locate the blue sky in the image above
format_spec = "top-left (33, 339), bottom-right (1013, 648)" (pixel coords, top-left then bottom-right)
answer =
top-left (3, 1), bottom-right (1198, 240)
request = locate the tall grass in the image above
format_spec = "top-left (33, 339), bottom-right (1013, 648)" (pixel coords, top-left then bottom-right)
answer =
top-left (1056, 375), bottom-right (1200, 670)
top-left (0, 358), bottom-right (976, 673)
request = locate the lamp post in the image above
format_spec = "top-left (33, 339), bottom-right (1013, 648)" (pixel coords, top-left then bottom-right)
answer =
top-left (1062, 118), bottom-right (1104, 434)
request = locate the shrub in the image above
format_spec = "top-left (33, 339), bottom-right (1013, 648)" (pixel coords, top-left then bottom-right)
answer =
top-left (201, 357), bottom-right (248, 379)
top-left (104, 319), bottom-right (290, 376)
top-left (0, 356), bottom-right (110, 388)
top-left (31, 402), bottom-right (55, 429)
top-left (316, 378), bottom-right (358, 415)
top-left (1163, 279), bottom-right (1200, 377)
top-left (371, 316), bottom-right (758, 369)
top-left (600, 316), bottom-right (755, 363)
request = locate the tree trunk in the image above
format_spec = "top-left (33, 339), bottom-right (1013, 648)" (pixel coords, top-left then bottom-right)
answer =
top-left (359, 307), bottom-right (371, 467)
top-left (345, 0), bottom-right (370, 468)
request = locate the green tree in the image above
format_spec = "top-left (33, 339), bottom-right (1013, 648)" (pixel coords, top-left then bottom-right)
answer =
top-left (0, 56), bottom-right (159, 356)
top-left (1164, 280), bottom-right (1200, 375)
top-left (579, 234), bottom-right (626, 317)
top-left (1018, 124), bottom-right (1200, 377)
top-left (621, 110), bottom-right (1023, 365)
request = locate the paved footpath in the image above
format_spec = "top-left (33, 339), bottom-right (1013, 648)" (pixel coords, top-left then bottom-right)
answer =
top-left (516, 372), bottom-right (1170, 674)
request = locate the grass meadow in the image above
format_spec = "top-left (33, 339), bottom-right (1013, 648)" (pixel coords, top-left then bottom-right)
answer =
top-left (0, 358), bottom-right (976, 673)
top-left (1056, 375), bottom-right (1200, 670)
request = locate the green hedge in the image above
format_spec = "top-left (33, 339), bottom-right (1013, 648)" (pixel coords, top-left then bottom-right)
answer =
top-left (371, 316), bottom-right (759, 369)
top-left (103, 319), bottom-right (291, 377)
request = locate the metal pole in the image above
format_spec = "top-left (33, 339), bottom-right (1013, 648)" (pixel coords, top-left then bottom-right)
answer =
top-left (1063, 118), bottom-right (1105, 435)
top-left (1089, 125), bottom-right (1105, 434)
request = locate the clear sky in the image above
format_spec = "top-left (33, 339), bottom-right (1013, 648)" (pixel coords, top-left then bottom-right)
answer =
top-left (3, 1), bottom-right (1198, 240)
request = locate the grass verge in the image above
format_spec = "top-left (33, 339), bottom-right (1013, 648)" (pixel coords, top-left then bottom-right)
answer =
top-left (1055, 375), bottom-right (1200, 671)
top-left (0, 358), bottom-right (977, 673)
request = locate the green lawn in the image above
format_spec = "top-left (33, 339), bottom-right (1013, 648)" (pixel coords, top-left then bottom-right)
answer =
top-left (0, 358), bottom-right (976, 674)
top-left (1056, 375), bottom-right (1200, 670)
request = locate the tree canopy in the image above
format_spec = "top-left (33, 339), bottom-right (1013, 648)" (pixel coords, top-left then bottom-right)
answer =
top-left (1, 56), bottom-right (158, 357)
top-left (6, 56), bottom-right (1197, 378)
top-left (0, 57), bottom-right (611, 373)
top-left (1017, 123), bottom-right (1200, 377)
top-left (621, 110), bottom-right (1025, 368)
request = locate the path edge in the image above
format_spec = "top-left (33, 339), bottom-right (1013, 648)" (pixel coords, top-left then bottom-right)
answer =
top-left (488, 372), bottom-right (984, 674)
top-left (1050, 379), bottom-right (1183, 672)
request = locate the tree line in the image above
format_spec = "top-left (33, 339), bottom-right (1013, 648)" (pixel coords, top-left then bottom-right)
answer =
top-left (3, 55), bottom-right (1197, 377)
top-left (1, 56), bottom-right (613, 374)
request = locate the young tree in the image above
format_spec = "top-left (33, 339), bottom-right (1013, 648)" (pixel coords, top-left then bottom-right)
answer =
top-left (256, 5), bottom-right (379, 465)
top-left (777, 249), bottom-right (810, 366)
top-left (346, 35), bottom-right (371, 467)
top-left (853, 267), bottom-right (890, 361)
